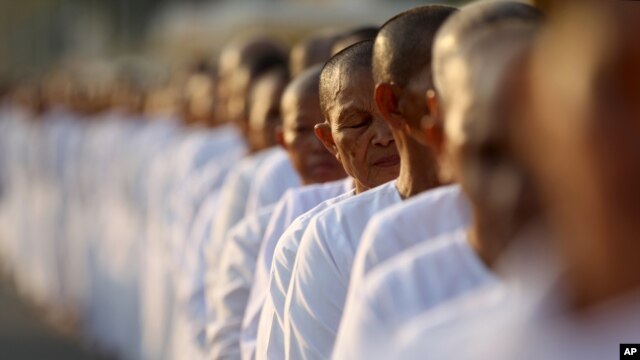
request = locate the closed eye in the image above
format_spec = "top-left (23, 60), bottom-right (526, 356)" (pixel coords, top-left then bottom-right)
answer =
top-left (344, 114), bottom-right (372, 129)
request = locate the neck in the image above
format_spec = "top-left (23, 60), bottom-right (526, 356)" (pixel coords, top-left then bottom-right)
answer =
top-left (354, 181), bottom-right (369, 194)
top-left (394, 134), bottom-right (440, 199)
top-left (466, 208), bottom-right (515, 269)
top-left (568, 210), bottom-right (640, 311)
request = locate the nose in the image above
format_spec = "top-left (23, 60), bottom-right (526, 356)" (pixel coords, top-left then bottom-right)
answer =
top-left (370, 115), bottom-right (395, 147)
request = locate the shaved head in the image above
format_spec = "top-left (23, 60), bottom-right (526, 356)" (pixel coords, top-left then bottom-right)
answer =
top-left (290, 30), bottom-right (343, 77)
top-left (319, 40), bottom-right (373, 120)
top-left (248, 68), bottom-right (289, 152)
top-left (282, 65), bottom-right (321, 130)
top-left (281, 65), bottom-right (347, 184)
top-left (373, 5), bottom-right (457, 88)
top-left (218, 35), bottom-right (288, 135)
top-left (219, 36), bottom-right (288, 77)
top-left (316, 40), bottom-right (398, 192)
top-left (433, 1), bottom-right (543, 107)
top-left (330, 26), bottom-right (379, 56)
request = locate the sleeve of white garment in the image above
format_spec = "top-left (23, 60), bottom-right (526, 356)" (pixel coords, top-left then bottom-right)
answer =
top-left (244, 149), bottom-right (301, 216)
top-left (241, 192), bottom-right (297, 360)
top-left (209, 162), bottom-right (253, 265)
top-left (283, 213), bottom-right (351, 360)
top-left (255, 212), bottom-right (310, 360)
top-left (209, 207), bottom-right (274, 360)
top-left (331, 272), bottom-right (391, 360)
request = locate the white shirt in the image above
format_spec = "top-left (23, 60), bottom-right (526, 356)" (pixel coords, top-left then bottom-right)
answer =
top-left (244, 148), bottom-right (302, 217)
top-left (390, 282), bottom-right (509, 360)
top-left (141, 125), bottom-right (243, 360)
top-left (208, 147), bottom-right (281, 267)
top-left (255, 187), bottom-right (355, 360)
top-left (283, 181), bottom-right (402, 360)
top-left (243, 178), bottom-right (353, 360)
top-left (391, 237), bottom-right (632, 360)
top-left (171, 190), bottom-right (222, 360)
top-left (208, 205), bottom-right (277, 360)
top-left (350, 185), bottom-right (471, 293)
top-left (333, 229), bottom-right (498, 360)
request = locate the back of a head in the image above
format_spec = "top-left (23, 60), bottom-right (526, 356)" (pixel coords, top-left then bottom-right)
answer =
top-left (319, 40), bottom-right (374, 118)
top-left (220, 35), bottom-right (289, 131)
top-left (433, 1), bottom-right (543, 104)
top-left (282, 65), bottom-right (321, 116)
top-left (373, 5), bottom-right (457, 88)
top-left (330, 26), bottom-right (379, 56)
top-left (290, 30), bottom-right (342, 77)
top-left (248, 67), bottom-right (290, 151)
top-left (219, 35), bottom-right (288, 75)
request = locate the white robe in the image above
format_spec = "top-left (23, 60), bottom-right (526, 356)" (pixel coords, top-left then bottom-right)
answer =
top-left (208, 147), bottom-right (281, 268)
top-left (255, 187), bottom-right (355, 360)
top-left (332, 229), bottom-right (498, 360)
top-left (283, 181), bottom-right (402, 360)
top-left (349, 185), bottom-right (471, 293)
top-left (208, 205), bottom-right (277, 360)
top-left (171, 190), bottom-right (222, 360)
top-left (243, 178), bottom-right (353, 360)
top-left (141, 124), bottom-right (244, 360)
top-left (390, 238), bottom-right (626, 360)
top-left (244, 148), bottom-right (302, 217)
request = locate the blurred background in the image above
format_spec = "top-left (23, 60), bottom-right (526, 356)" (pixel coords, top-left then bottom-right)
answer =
top-left (0, 0), bottom-right (469, 81)
top-left (0, 0), bottom-right (473, 358)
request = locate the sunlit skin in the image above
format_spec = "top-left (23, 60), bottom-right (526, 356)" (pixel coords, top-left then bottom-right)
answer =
top-left (289, 30), bottom-right (341, 77)
top-left (374, 60), bottom-right (441, 200)
top-left (425, 15), bottom-right (541, 268)
top-left (182, 72), bottom-right (216, 126)
top-left (217, 37), bottom-right (287, 138)
top-left (248, 71), bottom-right (288, 153)
top-left (520, 1), bottom-right (640, 310)
top-left (278, 67), bottom-right (347, 185)
top-left (315, 68), bottom-right (399, 194)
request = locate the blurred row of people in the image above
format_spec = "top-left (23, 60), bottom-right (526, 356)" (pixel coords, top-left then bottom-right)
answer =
top-left (0, 0), bottom-right (638, 359)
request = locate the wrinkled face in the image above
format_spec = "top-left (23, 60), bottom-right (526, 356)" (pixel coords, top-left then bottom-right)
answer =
top-left (324, 69), bottom-right (399, 190)
top-left (248, 75), bottom-right (286, 152)
top-left (282, 87), bottom-right (346, 185)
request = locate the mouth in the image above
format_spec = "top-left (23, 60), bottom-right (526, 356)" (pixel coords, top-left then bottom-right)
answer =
top-left (373, 154), bottom-right (401, 168)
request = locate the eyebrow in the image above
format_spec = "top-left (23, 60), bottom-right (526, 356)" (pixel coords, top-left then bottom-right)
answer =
top-left (336, 106), bottom-right (362, 124)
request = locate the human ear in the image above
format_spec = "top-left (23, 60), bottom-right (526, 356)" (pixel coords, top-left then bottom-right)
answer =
top-left (424, 90), bottom-right (446, 154)
top-left (425, 89), bottom-right (452, 182)
top-left (314, 122), bottom-right (339, 158)
top-left (375, 83), bottom-right (404, 130)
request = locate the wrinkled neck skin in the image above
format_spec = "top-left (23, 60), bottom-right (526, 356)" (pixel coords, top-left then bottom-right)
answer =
top-left (394, 132), bottom-right (440, 200)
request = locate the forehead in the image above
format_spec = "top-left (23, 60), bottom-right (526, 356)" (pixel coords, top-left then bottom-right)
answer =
top-left (326, 66), bottom-right (372, 112)
top-left (282, 87), bottom-right (321, 124)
